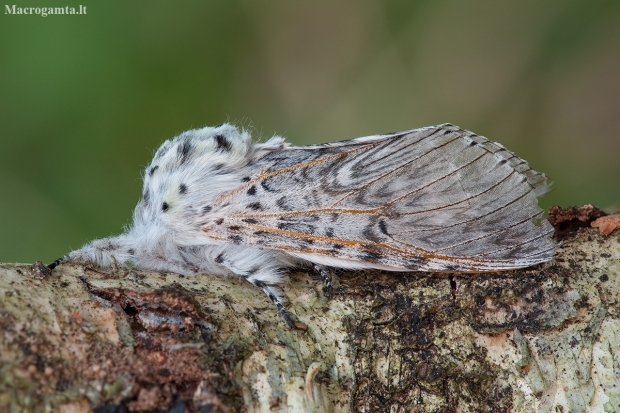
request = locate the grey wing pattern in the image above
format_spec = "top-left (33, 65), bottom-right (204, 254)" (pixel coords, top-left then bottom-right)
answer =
top-left (203, 124), bottom-right (555, 272)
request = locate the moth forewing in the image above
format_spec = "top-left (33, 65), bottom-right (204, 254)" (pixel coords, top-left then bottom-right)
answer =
top-left (206, 124), bottom-right (555, 273)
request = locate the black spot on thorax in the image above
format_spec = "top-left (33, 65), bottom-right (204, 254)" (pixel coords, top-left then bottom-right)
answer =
top-left (178, 140), bottom-right (193, 164)
top-left (213, 165), bottom-right (233, 175)
top-left (214, 135), bottom-right (232, 151)
top-left (179, 184), bottom-right (187, 194)
top-left (247, 185), bottom-right (256, 196)
top-left (162, 202), bottom-right (169, 212)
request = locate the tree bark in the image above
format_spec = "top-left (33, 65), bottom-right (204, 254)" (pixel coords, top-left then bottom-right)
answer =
top-left (0, 213), bottom-right (619, 412)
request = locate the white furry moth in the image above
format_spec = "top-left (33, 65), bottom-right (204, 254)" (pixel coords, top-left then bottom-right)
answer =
top-left (49, 123), bottom-right (556, 328)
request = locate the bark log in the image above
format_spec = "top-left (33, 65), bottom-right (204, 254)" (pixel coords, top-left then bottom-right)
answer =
top-left (0, 212), bottom-right (619, 413)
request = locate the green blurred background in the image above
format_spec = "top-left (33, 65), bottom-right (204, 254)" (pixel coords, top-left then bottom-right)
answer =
top-left (1, 1), bottom-right (619, 264)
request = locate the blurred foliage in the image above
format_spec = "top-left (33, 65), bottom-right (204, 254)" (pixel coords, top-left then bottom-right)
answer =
top-left (1, 0), bottom-right (619, 263)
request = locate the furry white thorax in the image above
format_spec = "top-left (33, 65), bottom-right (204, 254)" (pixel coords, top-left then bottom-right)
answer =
top-left (67, 124), bottom-right (297, 287)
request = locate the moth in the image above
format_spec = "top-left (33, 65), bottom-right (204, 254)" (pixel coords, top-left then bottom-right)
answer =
top-left (49, 123), bottom-right (556, 328)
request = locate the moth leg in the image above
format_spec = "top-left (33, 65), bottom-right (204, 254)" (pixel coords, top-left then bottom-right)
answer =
top-left (47, 257), bottom-right (65, 270)
top-left (312, 264), bottom-right (332, 298)
top-left (251, 279), bottom-right (297, 329)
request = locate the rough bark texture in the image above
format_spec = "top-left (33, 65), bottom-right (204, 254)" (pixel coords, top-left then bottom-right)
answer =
top-left (1, 207), bottom-right (619, 413)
